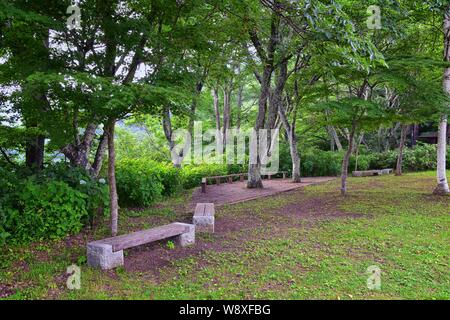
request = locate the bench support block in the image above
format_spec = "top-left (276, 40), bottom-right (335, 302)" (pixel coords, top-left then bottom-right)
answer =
top-left (87, 243), bottom-right (124, 270)
top-left (193, 215), bottom-right (215, 233)
top-left (173, 223), bottom-right (195, 247)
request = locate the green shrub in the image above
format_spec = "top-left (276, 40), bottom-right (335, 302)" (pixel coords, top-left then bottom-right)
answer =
top-left (43, 163), bottom-right (109, 220)
top-left (0, 163), bottom-right (109, 244)
top-left (292, 144), bottom-right (444, 177)
top-left (116, 158), bottom-right (165, 207)
top-left (301, 150), bottom-right (343, 176)
top-left (349, 154), bottom-right (372, 172)
top-left (370, 143), bottom-right (443, 172)
top-left (226, 163), bottom-right (248, 175)
top-left (181, 164), bottom-right (228, 189)
top-left (1, 178), bottom-right (88, 243)
top-left (116, 158), bottom-right (237, 206)
top-left (153, 163), bottom-right (183, 196)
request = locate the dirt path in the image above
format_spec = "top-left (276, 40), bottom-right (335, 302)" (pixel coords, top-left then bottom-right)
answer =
top-left (124, 183), bottom-right (366, 277)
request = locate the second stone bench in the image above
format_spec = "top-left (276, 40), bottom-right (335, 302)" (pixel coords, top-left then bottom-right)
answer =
top-left (193, 203), bottom-right (215, 233)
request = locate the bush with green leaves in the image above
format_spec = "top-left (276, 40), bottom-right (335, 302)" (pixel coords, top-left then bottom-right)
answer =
top-left (0, 163), bottom-right (109, 244)
top-left (181, 164), bottom-right (228, 189)
top-left (283, 144), bottom-right (445, 177)
top-left (116, 158), bottom-right (165, 207)
top-left (1, 178), bottom-right (88, 244)
top-left (370, 143), bottom-right (447, 172)
top-left (43, 163), bottom-right (109, 220)
top-left (154, 164), bottom-right (183, 196)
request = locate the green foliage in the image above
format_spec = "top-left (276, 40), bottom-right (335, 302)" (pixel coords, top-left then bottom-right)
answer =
top-left (115, 158), bottom-right (248, 207)
top-left (370, 143), bottom-right (447, 172)
top-left (301, 149), bottom-right (344, 177)
top-left (1, 178), bottom-right (88, 244)
top-left (181, 164), bottom-right (228, 189)
top-left (43, 163), bottom-right (110, 219)
top-left (296, 144), bottom-right (445, 177)
top-left (116, 159), bottom-right (165, 207)
top-left (0, 163), bottom-right (109, 244)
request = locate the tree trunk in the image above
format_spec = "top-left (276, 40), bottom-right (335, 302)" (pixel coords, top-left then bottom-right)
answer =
top-left (341, 125), bottom-right (356, 196)
top-left (411, 124), bottom-right (419, 148)
top-left (278, 96), bottom-right (301, 182)
top-left (188, 81), bottom-right (204, 138)
top-left (434, 6), bottom-right (450, 195)
top-left (247, 67), bottom-right (270, 189)
top-left (395, 124), bottom-right (408, 176)
top-left (163, 106), bottom-right (183, 168)
top-left (353, 133), bottom-right (364, 171)
top-left (92, 132), bottom-right (108, 178)
top-left (26, 134), bottom-right (45, 171)
top-left (434, 115), bottom-right (449, 195)
top-left (223, 86), bottom-right (232, 145)
top-left (62, 123), bottom-right (98, 172)
top-left (212, 87), bottom-right (221, 132)
top-left (278, 64), bottom-right (301, 182)
top-left (328, 125), bottom-right (343, 151)
top-left (107, 119), bottom-right (119, 236)
top-left (248, 163), bottom-right (264, 188)
top-left (237, 85), bottom-right (243, 130)
top-left (247, 12), bottom-right (279, 189)
top-left (289, 133), bottom-right (301, 183)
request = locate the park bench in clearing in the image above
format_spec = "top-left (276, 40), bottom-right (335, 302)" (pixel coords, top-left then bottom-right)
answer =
top-left (193, 203), bottom-right (215, 233)
top-left (352, 169), bottom-right (393, 177)
top-left (87, 223), bottom-right (195, 270)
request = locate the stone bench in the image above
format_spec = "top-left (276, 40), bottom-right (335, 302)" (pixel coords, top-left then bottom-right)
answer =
top-left (352, 169), bottom-right (393, 177)
top-left (87, 223), bottom-right (195, 270)
top-left (352, 170), bottom-right (382, 177)
top-left (193, 203), bottom-right (215, 233)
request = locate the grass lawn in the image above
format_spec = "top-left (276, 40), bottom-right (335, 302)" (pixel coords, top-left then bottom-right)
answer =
top-left (0, 171), bottom-right (449, 300)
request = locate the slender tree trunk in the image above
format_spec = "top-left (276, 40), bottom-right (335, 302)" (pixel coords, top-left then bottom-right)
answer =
top-left (162, 106), bottom-right (183, 168)
top-left (188, 81), bottom-right (204, 138)
top-left (328, 125), bottom-right (343, 151)
top-left (223, 86), bottom-right (232, 144)
top-left (247, 12), bottom-right (279, 189)
top-left (396, 124), bottom-right (408, 176)
top-left (26, 134), bottom-right (45, 171)
top-left (92, 132), bottom-right (108, 178)
top-left (434, 115), bottom-right (449, 194)
top-left (248, 64), bottom-right (271, 189)
top-left (237, 85), bottom-right (243, 130)
top-left (341, 125), bottom-right (356, 196)
top-left (278, 98), bottom-right (301, 182)
top-left (289, 132), bottom-right (301, 182)
top-left (107, 119), bottom-right (119, 236)
top-left (434, 6), bottom-right (450, 195)
top-left (212, 87), bottom-right (221, 132)
top-left (411, 124), bottom-right (419, 148)
top-left (353, 133), bottom-right (364, 171)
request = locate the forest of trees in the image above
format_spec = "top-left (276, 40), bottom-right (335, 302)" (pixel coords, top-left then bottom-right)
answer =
top-left (0, 0), bottom-right (449, 241)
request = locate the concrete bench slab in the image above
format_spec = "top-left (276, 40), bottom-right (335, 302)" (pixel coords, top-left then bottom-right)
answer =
top-left (352, 170), bottom-right (382, 177)
top-left (353, 169), bottom-right (394, 177)
top-left (193, 203), bottom-right (215, 233)
top-left (87, 222), bottom-right (195, 270)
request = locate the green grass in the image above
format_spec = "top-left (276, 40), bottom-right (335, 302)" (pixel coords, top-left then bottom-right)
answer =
top-left (0, 171), bottom-right (448, 300)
